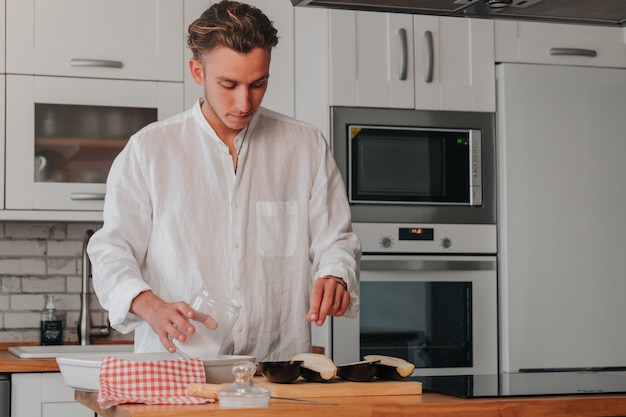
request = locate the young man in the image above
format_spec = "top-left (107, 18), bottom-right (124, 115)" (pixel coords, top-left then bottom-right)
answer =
top-left (87, 1), bottom-right (361, 361)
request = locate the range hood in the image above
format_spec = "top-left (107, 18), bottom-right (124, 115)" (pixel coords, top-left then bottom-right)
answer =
top-left (291, 0), bottom-right (626, 27)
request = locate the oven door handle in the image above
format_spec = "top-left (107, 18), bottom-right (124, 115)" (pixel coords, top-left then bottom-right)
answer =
top-left (360, 258), bottom-right (496, 271)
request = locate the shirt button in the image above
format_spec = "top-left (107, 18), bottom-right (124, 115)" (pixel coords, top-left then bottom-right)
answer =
top-left (237, 326), bottom-right (243, 333)
top-left (234, 243), bottom-right (240, 249)
top-left (235, 283), bottom-right (241, 291)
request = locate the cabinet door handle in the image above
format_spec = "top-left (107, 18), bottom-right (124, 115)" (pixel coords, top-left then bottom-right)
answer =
top-left (549, 48), bottom-right (598, 58)
top-left (70, 193), bottom-right (106, 201)
top-left (398, 28), bottom-right (408, 81)
top-left (70, 59), bottom-right (124, 69)
top-left (424, 30), bottom-right (434, 83)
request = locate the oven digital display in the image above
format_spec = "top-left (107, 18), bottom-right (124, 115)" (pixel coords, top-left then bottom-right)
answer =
top-left (399, 227), bottom-right (434, 241)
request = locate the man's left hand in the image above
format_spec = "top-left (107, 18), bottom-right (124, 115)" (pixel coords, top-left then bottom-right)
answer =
top-left (307, 276), bottom-right (350, 326)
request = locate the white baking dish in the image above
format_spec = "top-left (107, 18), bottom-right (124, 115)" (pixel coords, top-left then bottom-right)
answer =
top-left (56, 352), bottom-right (255, 391)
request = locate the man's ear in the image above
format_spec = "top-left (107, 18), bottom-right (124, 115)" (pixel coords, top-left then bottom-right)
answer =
top-left (189, 58), bottom-right (204, 86)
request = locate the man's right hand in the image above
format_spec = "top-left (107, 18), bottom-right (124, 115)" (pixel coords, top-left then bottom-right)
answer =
top-left (130, 290), bottom-right (199, 353)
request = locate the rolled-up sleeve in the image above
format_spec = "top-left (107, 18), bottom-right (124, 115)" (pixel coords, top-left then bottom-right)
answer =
top-left (308, 132), bottom-right (361, 318)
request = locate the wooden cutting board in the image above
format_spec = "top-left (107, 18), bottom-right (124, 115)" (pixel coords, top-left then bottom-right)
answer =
top-left (258, 377), bottom-right (422, 398)
top-left (188, 377), bottom-right (422, 399)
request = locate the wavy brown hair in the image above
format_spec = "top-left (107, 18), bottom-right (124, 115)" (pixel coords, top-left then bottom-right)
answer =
top-left (187, 1), bottom-right (279, 59)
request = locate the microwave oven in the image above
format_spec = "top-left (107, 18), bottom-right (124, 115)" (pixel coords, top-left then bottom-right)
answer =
top-left (331, 107), bottom-right (496, 224)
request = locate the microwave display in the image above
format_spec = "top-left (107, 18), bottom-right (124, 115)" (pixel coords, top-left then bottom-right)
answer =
top-left (349, 125), bottom-right (481, 205)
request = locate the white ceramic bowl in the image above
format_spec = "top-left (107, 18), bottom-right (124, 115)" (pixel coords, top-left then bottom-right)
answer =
top-left (56, 352), bottom-right (255, 391)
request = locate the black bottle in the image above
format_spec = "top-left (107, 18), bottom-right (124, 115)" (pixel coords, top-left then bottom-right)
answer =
top-left (40, 295), bottom-right (63, 345)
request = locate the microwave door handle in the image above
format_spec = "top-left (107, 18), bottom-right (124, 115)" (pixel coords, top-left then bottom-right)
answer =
top-left (360, 259), bottom-right (496, 271)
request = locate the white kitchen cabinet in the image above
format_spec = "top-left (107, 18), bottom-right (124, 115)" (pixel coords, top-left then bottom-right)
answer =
top-left (11, 373), bottom-right (92, 417)
top-left (1, 2), bottom-right (5, 212)
top-left (329, 9), bottom-right (414, 109)
top-left (183, 0), bottom-right (295, 116)
top-left (5, 75), bottom-right (183, 211)
top-left (413, 15), bottom-right (495, 112)
top-left (6, 0), bottom-right (183, 82)
top-left (495, 20), bottom-right (626, 68)
top-left (0, 76), bottom-right (5, 211)
top-left (0, 0), bottom-right (5, 73)
top-left (295, 6), bottom-right (331, 140)
top-left (329, 10), bottom-right (495, 112)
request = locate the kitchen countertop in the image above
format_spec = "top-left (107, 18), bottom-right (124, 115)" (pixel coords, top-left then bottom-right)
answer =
top-left (75, 390), bottom-right (626, 417)
top-left (0, 350), bottom-right (60, 372)
top-left (0, 341), bottom-right (133, 373)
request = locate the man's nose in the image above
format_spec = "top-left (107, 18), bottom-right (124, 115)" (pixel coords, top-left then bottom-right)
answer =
top-left (235, 88), bottom-right (252, 112)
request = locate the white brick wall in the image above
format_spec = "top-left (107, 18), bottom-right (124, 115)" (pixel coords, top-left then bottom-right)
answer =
top-left (0, 221), bottom-right (131, 344)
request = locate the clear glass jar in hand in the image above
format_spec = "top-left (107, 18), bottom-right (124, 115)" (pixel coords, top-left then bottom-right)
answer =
top-left (174, 286), bottom-right (241, 360)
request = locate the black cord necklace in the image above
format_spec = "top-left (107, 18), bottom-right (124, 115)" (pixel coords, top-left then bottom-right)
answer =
top-left (237, 125), bottom-right (250, 156)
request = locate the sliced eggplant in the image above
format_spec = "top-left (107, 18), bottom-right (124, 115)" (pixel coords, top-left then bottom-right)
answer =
top-left (259, 360), bottom-right (303, 383)
top-left (363, 355), bottom-right (415, 380)
top-left (336, 360), bottom-right (379, 382)
top-left (291, 353), bottom-right (337, 382)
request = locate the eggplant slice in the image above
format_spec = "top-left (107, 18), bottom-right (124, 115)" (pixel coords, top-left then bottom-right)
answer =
top-left (336, 360), bottom-right (379, 382)
top-left (291, 353), bottom-right (337, 382)
top-left (260, 360), bottom-right (303, 383)
top-left (363, 355), bottom-right (415, 380)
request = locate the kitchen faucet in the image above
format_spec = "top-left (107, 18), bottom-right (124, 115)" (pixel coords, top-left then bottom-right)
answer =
top-left (77, 229), bottom-right (111, 345)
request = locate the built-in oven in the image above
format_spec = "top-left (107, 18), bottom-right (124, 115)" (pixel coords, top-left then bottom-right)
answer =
top-left (331, 106), bottom-right (495, 224)
top-left (332, 222), bottom-right (498, 376)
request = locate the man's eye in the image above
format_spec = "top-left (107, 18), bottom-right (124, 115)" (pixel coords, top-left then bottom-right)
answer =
top-left (221, 82), bottom-right (236, 89)
top-left (252, 81), bottom-right (267, 89)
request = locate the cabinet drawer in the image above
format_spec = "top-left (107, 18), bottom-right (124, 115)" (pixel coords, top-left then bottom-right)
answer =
top-left (42, 403), bottom-right (93, 417)
top-left (11, 373), bottom-right (42, 417)
top-left (41, 373), bottom-right (75, 403)
top-left (495, 20), bottom-right (626, 68)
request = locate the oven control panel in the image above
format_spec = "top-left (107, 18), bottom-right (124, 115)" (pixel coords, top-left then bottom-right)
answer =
top-left (353, 222), bottom-right (496, 254)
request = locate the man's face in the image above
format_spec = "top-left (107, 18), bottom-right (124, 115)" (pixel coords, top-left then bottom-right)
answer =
top-left (190, 46), bottom-right (271, 140)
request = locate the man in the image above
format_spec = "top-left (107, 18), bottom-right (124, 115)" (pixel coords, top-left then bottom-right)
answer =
top-left (87, 1), bottom-right (360, 361)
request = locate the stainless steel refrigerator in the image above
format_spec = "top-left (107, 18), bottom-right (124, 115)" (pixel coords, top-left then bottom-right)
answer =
top-left (497, 63), bottom-right (626, 372)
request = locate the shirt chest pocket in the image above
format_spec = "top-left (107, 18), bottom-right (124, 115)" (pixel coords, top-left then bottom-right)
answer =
top-left (256, 201), bottom-right (298, 257)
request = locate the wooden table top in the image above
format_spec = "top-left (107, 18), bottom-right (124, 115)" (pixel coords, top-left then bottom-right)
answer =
top-left (75, 389), bottom-right (626, 417)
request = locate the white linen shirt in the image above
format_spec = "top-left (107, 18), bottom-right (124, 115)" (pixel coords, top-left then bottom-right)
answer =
top-left (87, 102), bottom-right (361, 361)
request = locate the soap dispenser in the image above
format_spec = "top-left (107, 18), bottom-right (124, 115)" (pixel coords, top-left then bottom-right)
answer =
top-left (40, 295), bottom-right (64, 345)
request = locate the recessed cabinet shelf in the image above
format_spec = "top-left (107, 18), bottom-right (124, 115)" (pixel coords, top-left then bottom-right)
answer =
top-left (33, 103), bottom-right (156, 184)
top-left (34, 137), bottom-right (127, 184)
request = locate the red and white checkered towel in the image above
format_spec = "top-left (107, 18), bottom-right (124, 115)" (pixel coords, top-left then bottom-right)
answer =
top-left (97, 355), bottom-right (214, 409)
